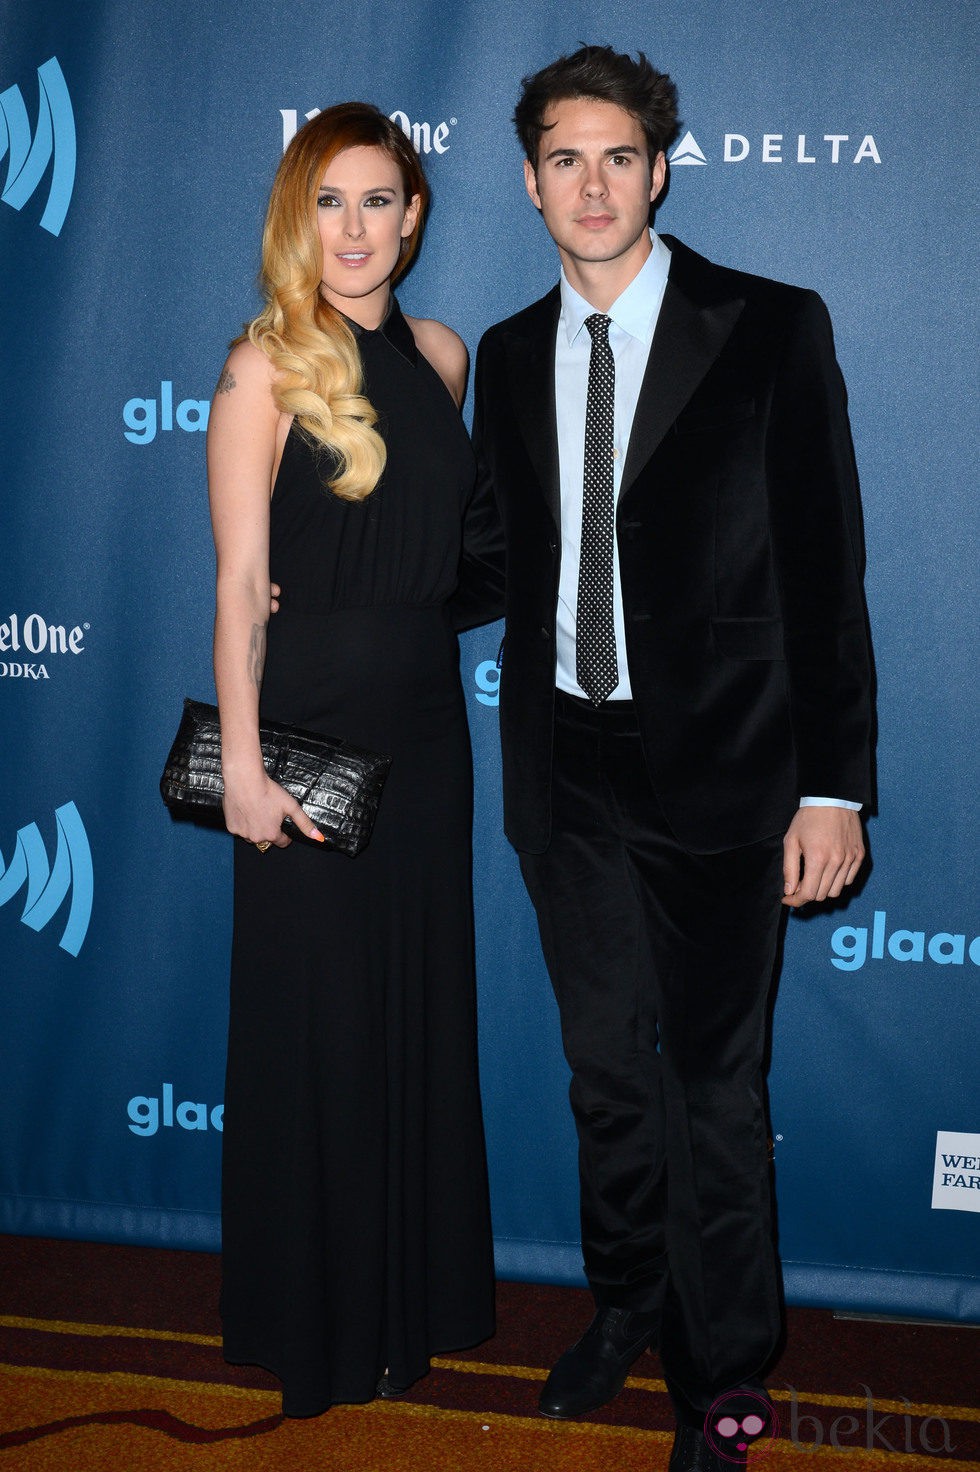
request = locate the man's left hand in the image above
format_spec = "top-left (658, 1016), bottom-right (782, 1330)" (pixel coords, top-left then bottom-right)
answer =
top-left (782, 807), bottom-right (865, 908)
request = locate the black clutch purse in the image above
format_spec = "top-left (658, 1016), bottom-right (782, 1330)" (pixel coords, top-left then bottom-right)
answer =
top-left (160, 698), bottom-right (391, 857)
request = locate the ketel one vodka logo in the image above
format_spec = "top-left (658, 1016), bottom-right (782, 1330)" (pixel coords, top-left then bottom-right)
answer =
top-left (0, 802), bottom-right (93, 956)
top-left (0, 612), bottom-right (88, 680)
top-left (1, 57), bottom-right (76, 236)
top-left (280, 107), bottom-right (457, 155)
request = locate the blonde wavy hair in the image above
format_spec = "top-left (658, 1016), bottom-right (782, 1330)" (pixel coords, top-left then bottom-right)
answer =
top-left (245, 103), bottom-right (428, 501)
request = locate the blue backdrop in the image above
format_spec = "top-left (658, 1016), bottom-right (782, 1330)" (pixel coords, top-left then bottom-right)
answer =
top-left (2, 0), bottom-right (977, 1321)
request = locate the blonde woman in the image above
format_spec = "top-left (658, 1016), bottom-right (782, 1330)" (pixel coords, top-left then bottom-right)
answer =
top-left (208, 103), bottom-right (494, 1416)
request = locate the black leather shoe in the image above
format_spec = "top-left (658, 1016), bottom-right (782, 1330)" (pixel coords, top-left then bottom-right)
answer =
top-left (669, 1423), bottom-right (747, 1471)
top-left (538, 1306), bottom-right (658, 1419)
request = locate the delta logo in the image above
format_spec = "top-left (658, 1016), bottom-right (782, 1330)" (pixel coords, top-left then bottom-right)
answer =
top-left (669, 128), bottom-right (880, 167)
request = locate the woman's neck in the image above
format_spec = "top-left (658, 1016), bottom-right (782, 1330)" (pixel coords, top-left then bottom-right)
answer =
top-left (321, 284), bottom-right (391, 331)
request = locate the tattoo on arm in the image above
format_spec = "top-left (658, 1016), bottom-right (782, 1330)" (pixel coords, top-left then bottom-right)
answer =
top-left (216, 368), bottom-right (237, 395)
top-left (247, 623), bottom-right (267, 689)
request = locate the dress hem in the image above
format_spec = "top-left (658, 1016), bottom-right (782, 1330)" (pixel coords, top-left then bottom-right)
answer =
top-left (223, 1315), bottom-right (496, 1418)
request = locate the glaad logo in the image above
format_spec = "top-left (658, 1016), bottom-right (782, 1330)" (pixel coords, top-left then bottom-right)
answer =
top-left (830, 911), bottom-right (980, 971)
top-left (0, 801), bottom-right (93, 956)
top-left (280, 108), bottom-right (457, 155)
top-left (123, 381), bottom-right (210, 445)
top-left (127, 1082), bottom-right (224, 1137)
top-left (1, 57), bottom-right (76, 236)
top-left (0, 611), bottom-right (89, 680)
top-left (669, 129), bottom-right (880, 167)
top-left (474, 659), bottom-right (500, 707)
top-left (932, 1131), bottom-right (980, 1214)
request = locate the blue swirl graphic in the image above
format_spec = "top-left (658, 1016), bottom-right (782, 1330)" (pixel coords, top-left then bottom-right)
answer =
top-left (0, 57), bottom-right (76, 236)
top-left (0, 801), bottom-right (93, 956)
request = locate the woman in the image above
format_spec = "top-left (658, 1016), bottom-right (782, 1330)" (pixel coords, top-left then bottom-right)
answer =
top-left (207, 103), bottom-right (495, 1416)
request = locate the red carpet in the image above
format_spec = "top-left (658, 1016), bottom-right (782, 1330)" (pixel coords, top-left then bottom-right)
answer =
top-left (0, 1237), bottom-right (976, 1470)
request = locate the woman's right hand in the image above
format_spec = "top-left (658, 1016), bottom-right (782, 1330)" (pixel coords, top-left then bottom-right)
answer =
top-left (222, 769), bottom-right (325, 849)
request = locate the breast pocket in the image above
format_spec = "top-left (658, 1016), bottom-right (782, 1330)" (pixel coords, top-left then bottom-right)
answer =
top-left (711, 616), bottom-right (785, 660)
top-left (674, 399), bottom-right (756, 436)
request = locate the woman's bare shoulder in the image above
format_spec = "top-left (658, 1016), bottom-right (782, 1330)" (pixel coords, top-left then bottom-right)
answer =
top-left (214, 336), bottom-right (278, 398)
top-left (404, 315), bottom-right (469, 407)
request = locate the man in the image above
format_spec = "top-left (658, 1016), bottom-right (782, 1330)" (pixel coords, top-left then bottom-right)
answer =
top-left (464, 44), bottom-right (874, 1471)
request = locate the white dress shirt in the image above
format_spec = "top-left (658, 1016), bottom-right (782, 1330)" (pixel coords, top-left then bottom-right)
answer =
top-left (555, 231), bottom-right (670, 701)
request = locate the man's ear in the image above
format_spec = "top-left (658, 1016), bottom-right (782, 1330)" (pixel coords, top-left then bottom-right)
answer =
top-left (650, 150), bottom-right (667, 205)
top-left (523, 157), bottom-right (542, 211)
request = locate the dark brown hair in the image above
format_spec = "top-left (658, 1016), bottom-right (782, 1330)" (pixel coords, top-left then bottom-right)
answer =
top-left (514, 45), bottom-right (680, 169)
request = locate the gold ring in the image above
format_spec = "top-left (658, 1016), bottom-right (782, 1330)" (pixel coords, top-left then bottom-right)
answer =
top-left (255, 840), bottom-right (272, 853)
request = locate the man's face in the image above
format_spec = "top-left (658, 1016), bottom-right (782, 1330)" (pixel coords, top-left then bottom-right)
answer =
top-left (524, 97), bottom-right (665, 286)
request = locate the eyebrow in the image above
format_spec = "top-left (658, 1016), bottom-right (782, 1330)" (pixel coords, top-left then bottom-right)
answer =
top-left (543, 144), bottom-right (642, 162)
top-left (316, 184), bottom-right (398, 195)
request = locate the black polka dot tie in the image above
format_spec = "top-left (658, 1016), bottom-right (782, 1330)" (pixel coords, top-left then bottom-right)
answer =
top-left (576, 313), bottom-right (619, 705)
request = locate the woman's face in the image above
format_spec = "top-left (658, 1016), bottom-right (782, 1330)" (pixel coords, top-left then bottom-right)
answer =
top-left (316, 145), bottom-right (420, 326)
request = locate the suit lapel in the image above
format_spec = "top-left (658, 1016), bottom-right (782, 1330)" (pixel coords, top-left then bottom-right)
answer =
top-left (495, 243), bottom-right (744, 516)
top-left (620, 238), bottom-right (744, 499)
top-left (502, 288), bottom-right (561, 524)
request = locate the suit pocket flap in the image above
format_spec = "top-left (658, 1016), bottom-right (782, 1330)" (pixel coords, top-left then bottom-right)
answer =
top-left (675, 399), bottom-right (756, 435)
top-left (711, 616), bottom-right (785, 659)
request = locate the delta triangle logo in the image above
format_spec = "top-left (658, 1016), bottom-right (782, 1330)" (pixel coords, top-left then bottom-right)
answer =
top-left (669, 130), bottom-right (707, 166)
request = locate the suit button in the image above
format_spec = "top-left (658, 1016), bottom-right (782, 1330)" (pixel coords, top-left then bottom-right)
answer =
top-left (548, 539), bottom-right (557, 553)
top-left (540, 626), bottom-right (550, 639)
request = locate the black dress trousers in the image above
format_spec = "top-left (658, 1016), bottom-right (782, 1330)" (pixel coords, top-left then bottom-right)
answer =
top-left (519, 690), bottom-right (785, 1425)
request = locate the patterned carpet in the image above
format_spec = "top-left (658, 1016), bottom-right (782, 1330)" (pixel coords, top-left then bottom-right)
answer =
top-left (1, 1237), bottom-right (976, 1470)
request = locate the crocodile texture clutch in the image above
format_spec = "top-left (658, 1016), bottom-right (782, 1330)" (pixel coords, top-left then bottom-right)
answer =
top-left (160, 698), bottom-right (391, 856)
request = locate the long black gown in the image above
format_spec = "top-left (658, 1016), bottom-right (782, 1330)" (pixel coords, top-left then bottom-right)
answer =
top-left (220, 300), bottom-right (495, 1416)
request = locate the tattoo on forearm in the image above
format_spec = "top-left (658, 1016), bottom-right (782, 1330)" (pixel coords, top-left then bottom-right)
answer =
top-left (247, 623), bottom-right (267, 689)
top-left (216, 368), bottom-right (237, 395)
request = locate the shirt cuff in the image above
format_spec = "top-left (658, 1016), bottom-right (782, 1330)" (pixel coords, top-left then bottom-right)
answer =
top-left (799, 796), bottom-right (862, 811)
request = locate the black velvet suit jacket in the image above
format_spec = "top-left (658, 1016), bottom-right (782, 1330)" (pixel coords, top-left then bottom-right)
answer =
top-left (458, 235), bottom-right (875, 855)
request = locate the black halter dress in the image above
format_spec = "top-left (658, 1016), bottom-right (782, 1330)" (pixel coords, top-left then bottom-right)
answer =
top-left (220, 301), bottom-right (495, 1415)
